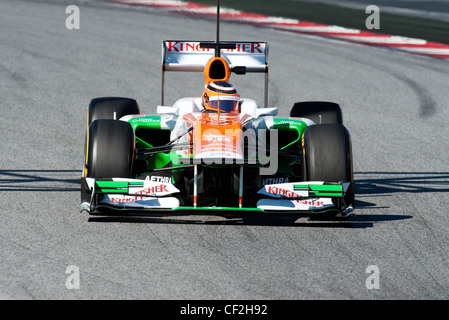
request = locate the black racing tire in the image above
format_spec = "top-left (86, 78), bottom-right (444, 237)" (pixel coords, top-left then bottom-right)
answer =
top-left (84, 119), bottom-right (135, 178)
top-left (290, 101), bottom-right (343, 125)
top-left (87, 97), bottom-right (140, 125)
top-left (302, 123), bottom-right (354, 209)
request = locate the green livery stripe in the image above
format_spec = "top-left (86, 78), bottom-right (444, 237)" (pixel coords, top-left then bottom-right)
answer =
top-left (95, 181), bottom-right (144, 193)
top-left (272, 117), bottom-right (307, 150)
top-left (294, 184), bottom-right (342, 191)
top-left (312, 192), bottom-right (343, 197)
top-left (95, 181), bottom-right (126, 188)
top-left (95, 181), bottom-right (144, 187)
top-left (294, 184), bottom-right (343, 197)
top-left (96, 188), bottom-right (127, 194)
top-left (129, 181), bottom-right (145, 186)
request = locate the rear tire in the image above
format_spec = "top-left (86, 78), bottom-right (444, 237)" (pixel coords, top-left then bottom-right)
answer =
top-left (302, 124), bottom-right (354, 213)
top-left (84, 119), bottom-right (135, 178)
top-left (290, 101), bottom-right (343, 124)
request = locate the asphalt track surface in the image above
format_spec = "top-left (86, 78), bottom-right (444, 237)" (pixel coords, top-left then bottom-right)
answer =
top-left (2, 0), bottom-right (449, 300)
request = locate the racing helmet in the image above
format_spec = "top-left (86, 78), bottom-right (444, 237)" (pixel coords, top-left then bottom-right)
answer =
top-left (202, 81), bottom-right (240, 112)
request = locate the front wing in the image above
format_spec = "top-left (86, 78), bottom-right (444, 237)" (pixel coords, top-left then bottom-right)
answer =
top-left (81, 177), bottom-right (353, 217)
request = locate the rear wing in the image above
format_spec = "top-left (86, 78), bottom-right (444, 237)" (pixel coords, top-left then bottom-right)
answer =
top-left (161, 40), bottom-right (269, 107)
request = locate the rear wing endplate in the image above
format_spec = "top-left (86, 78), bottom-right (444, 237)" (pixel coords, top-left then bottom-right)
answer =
top-left (161, 40), bottom-right (269, 107)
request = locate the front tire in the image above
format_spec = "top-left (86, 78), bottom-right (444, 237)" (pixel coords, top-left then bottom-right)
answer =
top-left (84, 119), bottom-right (135, 178)
top-left (302, 123), bottom-right (354, 213)
top-left (87, 97), bottom-right (140, 125)
top-left (290, 101), bottom-right (343, 125)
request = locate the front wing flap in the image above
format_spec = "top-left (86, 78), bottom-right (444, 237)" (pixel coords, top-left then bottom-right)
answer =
top-left (80, 177), bottom-right (181, 213)
top-left (257, 181), bottom-right (353, 216)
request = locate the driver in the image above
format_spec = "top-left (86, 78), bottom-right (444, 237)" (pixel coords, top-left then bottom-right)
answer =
top-left (201, 81), bottom-right (240, 113)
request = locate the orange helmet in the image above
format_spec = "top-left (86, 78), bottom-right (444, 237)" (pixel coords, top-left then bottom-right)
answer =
top-left (202, 81), bottom-right (240, 113)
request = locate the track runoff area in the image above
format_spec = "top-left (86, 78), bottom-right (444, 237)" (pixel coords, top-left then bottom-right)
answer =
top-left (104, 0), bottom-right (449, 60)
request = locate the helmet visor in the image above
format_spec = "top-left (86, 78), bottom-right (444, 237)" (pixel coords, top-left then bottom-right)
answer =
top-left (206, 98), bottom-right (239, 112)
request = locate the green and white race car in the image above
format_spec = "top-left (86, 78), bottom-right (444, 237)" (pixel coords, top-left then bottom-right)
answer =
top-left (80, 9), bottom-right (354, 218)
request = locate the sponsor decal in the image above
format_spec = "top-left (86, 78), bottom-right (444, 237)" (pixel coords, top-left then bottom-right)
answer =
top-left (102, 177), bottom-right (179, 204)
top-left (203, 133), bottom-right (233, 143)
top-left (149, 176), bottom-right (171, 183)
top-left (262, 177), bottom-right (289, 185)
top-left (135, 118), bottom-right (159, 122)
top-left (166, 41), bottom-right (265, 54)
top-left (195, 121), bottom-right (242, 159)
top-left (110, 196), bottom-right (142, 203)
top-left (110, 184), bottom-right (170, 203)
top-left (258, 182), bottom-right (348, 211)
top-left (295, 199), bottom-right (324, 207)
top-left (266, 185), bottom-right (302, 199)
top-left (259, 183), bottom-right (325, 206)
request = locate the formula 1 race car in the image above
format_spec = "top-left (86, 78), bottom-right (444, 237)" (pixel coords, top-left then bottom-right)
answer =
top-left (80, 5), bottom-right (355, 218)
